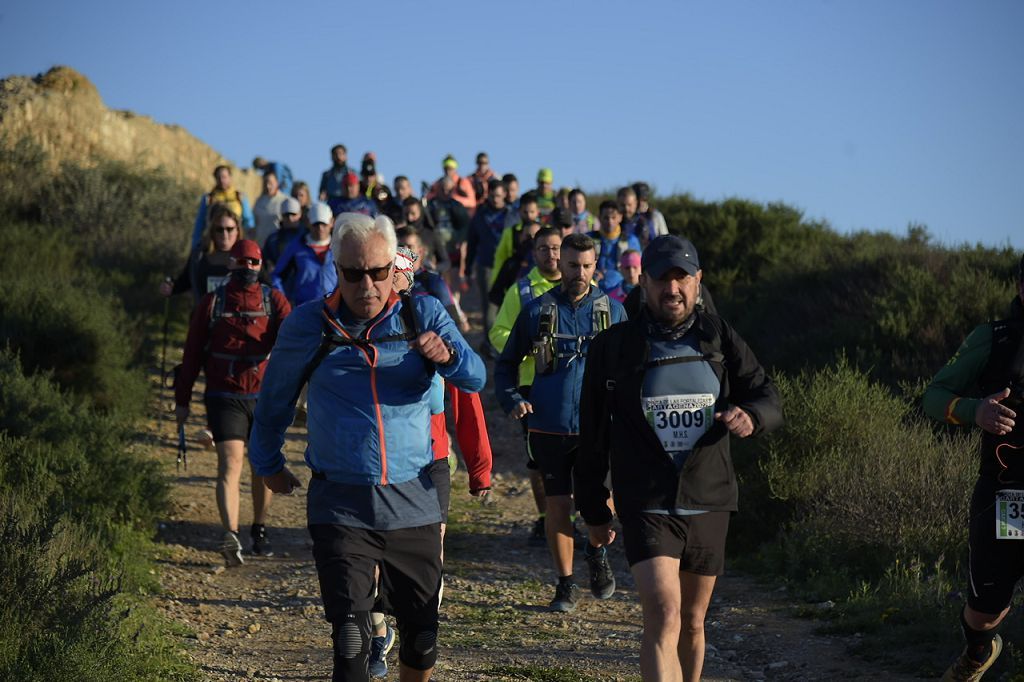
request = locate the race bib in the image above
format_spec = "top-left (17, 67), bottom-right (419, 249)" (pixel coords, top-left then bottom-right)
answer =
top-left (206, 275), bottom-right (230, 293)
top-left (995, 490), bottom-right (1024, 539)
top-left (643, 393), bottom-right (715, 453)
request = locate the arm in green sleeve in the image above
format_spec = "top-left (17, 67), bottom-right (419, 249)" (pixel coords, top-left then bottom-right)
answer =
top-left (488, 227), bottom-right (515, 288)
top-left (922, 323), bottom-right (992, 426)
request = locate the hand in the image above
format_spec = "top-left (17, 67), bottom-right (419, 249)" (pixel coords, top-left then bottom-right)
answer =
top-left (470, 487), bottom-right (490, 498)
top-left (588, 522), bottom-right (616, 548)
top-left (510, 401), bottom-right (533, 420)
top-left (159, 281), bottom-right (173, 297)
top-left (174, 404), bottom-right (189, 427)
top-left (410, 332), bottom-right (452, 364)
top-left (975, 388), bottom-right (1016, 436)
top-left (264, 467), bottom-right (302, 494)
top-left (459, 318), bottom-right (471, 334)
top-left (715, 405), bottom-right (754, 438)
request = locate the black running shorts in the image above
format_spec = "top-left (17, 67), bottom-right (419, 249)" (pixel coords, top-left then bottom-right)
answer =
top-left (204, 395), bottom-right (256, 443)
top-left (966, 477), bottom-right (1024, 614)
top-left (429, 457), bottom-right (452, 523)
top-left (621, 511), bottom-right (730, 575)
top-left (527, 432), bottom-right (578, 496)
top-left (309, 523), bottom-right (443, 623)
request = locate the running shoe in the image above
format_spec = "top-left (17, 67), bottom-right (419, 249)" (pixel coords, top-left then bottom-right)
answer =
top-left (528, 516), bottom-right (546, 547)
top-left (220, 530), bottom-right (244, 566)
top-left (548, 581), bottom-right (580, 613)
top-left (250, 523), bottom-right (273, 556)
top-left (368, 623), bottom-right (396, 678)
top-left (584, 544), bottom-right (616, 600)
top-left (942, 634), bottom-right (1002, 682)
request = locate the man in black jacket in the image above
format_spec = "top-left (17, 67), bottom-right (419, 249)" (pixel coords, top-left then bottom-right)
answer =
top-left (575, 235), bottom-right (783, 682)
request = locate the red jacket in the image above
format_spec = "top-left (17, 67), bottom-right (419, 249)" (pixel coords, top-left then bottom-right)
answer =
top-left (175, 280), bottom-right (291, 405)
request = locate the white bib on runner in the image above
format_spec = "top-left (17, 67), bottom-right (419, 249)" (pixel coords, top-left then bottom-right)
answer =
top-left (206, 275), bottom-right (230, 293)
top-left (995, 489), bottom-right (1024, 539)
top-left (643, 393), bottom-right (715, 453)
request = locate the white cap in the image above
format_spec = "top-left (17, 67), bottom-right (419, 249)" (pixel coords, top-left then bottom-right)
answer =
top-left (308, 201), bottom-right (333, 225)
top-left (280, 196), bottom-right (301, 216)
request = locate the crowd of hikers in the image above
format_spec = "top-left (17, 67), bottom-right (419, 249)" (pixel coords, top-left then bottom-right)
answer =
top-left (161, 146), bottom-right (1024, 682)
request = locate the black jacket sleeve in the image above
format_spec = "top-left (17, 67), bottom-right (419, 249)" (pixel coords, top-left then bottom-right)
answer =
top-left (574, 329), bottom-right (615, 526)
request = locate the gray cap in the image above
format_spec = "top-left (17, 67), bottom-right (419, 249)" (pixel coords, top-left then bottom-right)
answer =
top-left (280, 196), bottom-right (301, 217)
top-left (308, 201), bottom-right (332, 225)
top-left (641, 235), bottom-right (701, 278)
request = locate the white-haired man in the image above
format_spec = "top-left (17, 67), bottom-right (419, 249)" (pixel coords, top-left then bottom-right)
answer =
top-left (249, 213), bottom-right (486, 682)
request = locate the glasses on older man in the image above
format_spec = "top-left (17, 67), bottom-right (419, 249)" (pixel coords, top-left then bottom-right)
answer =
top-left (339, 264), bottom-right (392, 283)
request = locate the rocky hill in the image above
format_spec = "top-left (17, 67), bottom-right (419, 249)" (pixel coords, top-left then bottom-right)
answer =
top-left (0, 66), bottom-right (260, 197)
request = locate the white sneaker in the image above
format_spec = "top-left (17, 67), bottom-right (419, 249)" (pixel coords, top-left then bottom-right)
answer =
top-left (220, 530), bottom-right (244, 566)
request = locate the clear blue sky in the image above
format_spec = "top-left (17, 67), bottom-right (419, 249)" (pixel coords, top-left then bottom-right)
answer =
top-left (2, 0), bottom-right (1022, 249)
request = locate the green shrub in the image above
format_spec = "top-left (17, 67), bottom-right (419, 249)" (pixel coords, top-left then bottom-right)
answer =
top-left (760, 358), bottom-right (977, 578)
top-left (0, 350), bottom-right (166, 529)
top-left (0, 494), bottom-right (196, 682)
top-left (0, 222), bottom-right (150, 413)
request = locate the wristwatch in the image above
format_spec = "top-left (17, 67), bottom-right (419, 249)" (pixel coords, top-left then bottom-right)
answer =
top-left (439, 340), bottom-right (457, 367)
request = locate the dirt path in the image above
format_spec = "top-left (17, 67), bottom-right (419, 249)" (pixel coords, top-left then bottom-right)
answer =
top-left (147, 325), bottom-right (921, 681)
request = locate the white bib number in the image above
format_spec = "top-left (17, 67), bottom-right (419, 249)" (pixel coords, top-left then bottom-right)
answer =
top-left (643, 393), bottom-right (715, 453)
top-left (995, 490), bottom-right (1024, 539)
top-left (206, 275), bottom-right (230, 293)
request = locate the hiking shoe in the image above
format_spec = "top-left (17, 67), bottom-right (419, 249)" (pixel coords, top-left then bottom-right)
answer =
top-left (250, 523), bottom-right (273, 557)
top-left (942, 635), bottom-right (1002, 681)
top-left (220, 530), bottom-right (244, 566)
top-left (584, 544), bottom-right (616, 600)
top-left (548, 581), bottom-right (580, 613)
top-left (368, 623), bottom-right (396, 678)
top-left (528, 516), bottom-right (546, 547)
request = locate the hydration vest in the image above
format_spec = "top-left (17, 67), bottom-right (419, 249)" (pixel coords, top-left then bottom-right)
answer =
top-left (205, 284), bottom-right (277, 375)
top-left (532, 293), bottom-right (612, 375)
top-left (977, 315), bottom-right (1024, 481)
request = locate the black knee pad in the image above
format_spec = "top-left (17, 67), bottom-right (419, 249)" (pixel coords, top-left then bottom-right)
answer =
top-left (961, 608), bottom-right (1000, 649)
top-left (331, 611), bottom-right (372, 680)
top-left (398, 624), bottom-right (439, 671)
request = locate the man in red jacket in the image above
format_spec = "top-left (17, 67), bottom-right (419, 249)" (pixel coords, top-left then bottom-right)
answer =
top-left (175, 239), bottom-right (292, 566)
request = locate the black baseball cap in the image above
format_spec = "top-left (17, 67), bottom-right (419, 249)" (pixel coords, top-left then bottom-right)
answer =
top-left (642, 235), bottom-right (701, 278)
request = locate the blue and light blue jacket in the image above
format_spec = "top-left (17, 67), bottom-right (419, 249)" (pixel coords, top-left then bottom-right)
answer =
top-left (250, 289), bottom-right (485, 487)
top-left (494, 285), bottom-right (626, 435)
top-left (271, 236), bottom-right (337, 306)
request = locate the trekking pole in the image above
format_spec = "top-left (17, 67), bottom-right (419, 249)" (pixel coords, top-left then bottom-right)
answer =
top-left (160, 277), bottom-right (172, 436)
top-left (177, 423), bottom-right (188, 472)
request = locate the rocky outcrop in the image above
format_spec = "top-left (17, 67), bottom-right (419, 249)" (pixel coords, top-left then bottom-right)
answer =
top-left (0, 66), bottom-right (260, 197)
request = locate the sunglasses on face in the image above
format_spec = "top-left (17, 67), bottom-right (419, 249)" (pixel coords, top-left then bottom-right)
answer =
top-left (213, 226), bottom-right (238, 234)
top-left (233, 257), bottom-right (261, 266)
top-left (339, 264), bottom-right (392, 283)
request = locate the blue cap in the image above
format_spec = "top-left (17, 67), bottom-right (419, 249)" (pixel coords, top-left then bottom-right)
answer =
top-left (641, 235), bottom-right (700, 278)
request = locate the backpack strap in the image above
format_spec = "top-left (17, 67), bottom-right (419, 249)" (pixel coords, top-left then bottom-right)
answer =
top-left (517, 276), bottom-right (534, 304)
top-left (300, 292), bottom-right (431, 387)
top-left (980, 318), bottom-right (1024, 394)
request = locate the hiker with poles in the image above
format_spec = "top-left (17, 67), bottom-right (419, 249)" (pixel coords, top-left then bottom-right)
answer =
top-left (173, 238), bottom-right (291, 566)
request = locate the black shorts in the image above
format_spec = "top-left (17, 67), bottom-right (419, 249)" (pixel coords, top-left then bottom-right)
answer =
top-left (621, 511), bottom-right (730, 575)
top-left (527, 432), bottom-right (577, 496)
top-left (967, 477), bottom-right (1024, 614)
top-left (309, 523), bottom-right (442, 624)
top-left (429, 458), bottom-right (452, 523)
top-left (204, 395), bottom-right (255, 442)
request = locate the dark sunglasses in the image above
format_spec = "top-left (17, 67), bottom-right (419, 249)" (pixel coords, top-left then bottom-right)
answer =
top-left (339, 264), bottom-right (392, 283)
top-left (213, 226), bottom-right (238, 234)
top-left (233, 257), bottom-right (261, 266)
